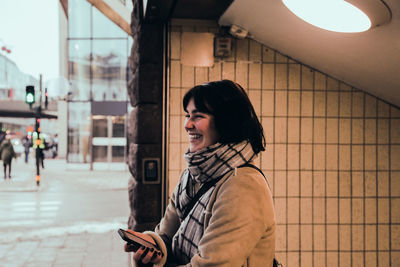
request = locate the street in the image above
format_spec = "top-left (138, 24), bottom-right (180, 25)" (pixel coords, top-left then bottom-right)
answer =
top-left (0, 156), bottom-right (132, 267)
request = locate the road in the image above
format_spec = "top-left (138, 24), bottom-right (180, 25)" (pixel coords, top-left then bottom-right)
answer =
top-left (0, 156), bottom-right (132, 267)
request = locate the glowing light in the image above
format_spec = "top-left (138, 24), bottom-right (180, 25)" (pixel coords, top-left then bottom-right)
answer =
top-left (282, 0), bottom-right (371, 33)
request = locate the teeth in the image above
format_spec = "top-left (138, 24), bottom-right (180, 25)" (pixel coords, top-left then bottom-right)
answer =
top-left (189, 134), bottom-right (201, 140)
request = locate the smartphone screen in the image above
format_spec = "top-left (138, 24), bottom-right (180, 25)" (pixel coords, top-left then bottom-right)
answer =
top-left (118, 229), bottom-right (159, 251)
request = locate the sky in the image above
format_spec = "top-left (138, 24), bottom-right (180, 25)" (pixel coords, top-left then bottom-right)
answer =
top-left (0, 0), bottom-right (59, 82)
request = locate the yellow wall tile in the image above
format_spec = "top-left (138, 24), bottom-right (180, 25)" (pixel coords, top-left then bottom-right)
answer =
top-left (352, 119), bottom-right (363, 144)
top-left (392, 106), bottom-right (400, 117)
top-left (392, 252), bottom-right (400, 266)
top-left (235, 63), bottom-right (248, 88)
top-left (221, 62), bottom-right (234, 80)
top-left (274, 171), bottom-right (286, 197)
top-left (301, 91), bottom-right (313, 116)
top-left (365, 252), bottom-right (377, 267)
top-left (378, 252), bottom-right (390, 267)
top-left (391, 145), bottom-right (400, 170)
top-left (352, 172), bottom-right (364, 197)
top-left (352, 199), bottom-right (364, 224)
top-left (378, 198), bottom-right (389, 223)
top-left (314, 171), bottom-right (325, 196)
top-left (314, 225), bottom-right (326, 250)
top-left (339, 198), bottom-right (351, 223)
top-left (339, 145), bottom-right (351, 170)
top-left (314, 252), bottom-right (326, 267)
top-left (287, 225), bottom-right (300, 250)
top-left (301, 225), bottom-right (313, 250)
top-left (339, 252), bottom-right (351, 266)
top-left (339, 225), bottom-right (351, 250)
top-left (236, 38), bottom-right (249, 61)
top-left (352, 225), bottom-right (364, 251)
top-left (365, 171), bottom-right (376, 196)
top-left (352, 145), bottom-right (364, 170)
top-left (262, 64), bottom-right (274, 89)
top-left (314, 118), bottom-right (325, 143)
top-left (327, 92), bottom-right (339, 117)
top-left (301, 118), bottom-right (313, 143)
top-left (315, 71), bottom-right (326, 90)
top-left (326, 225), bottom-right (338, 250)
top-left (378, 119), bottom-right (389, 143)
top-left (288, 91), bottom-right (300, 116)
top-left (365, 145), bottom-right (377, 170)
top-left (209, 62), bottom-right (221, 81)
top-left (340, 82), bottom-right (352, 91)
top-left (391, 198), bottom-right (400, 223)
top-left (314, 91), bottom-right (326, 116)
top-left (301, 198), bottom-right (312, 224)
top-left (275, 91), bottom-right (287, 116)
top-left (327, 252), bottom-right (339, 267)
top-left (391, 119), bottom-right (400, 144)
top-left (391, 171), bottom-right (400, 196)
top-left (288, 198), bottom-right (299, 223)
top-left (326, 145), bottom-right (338, 170)
top-left (339, 92), bottom-right (351, 117)
top-left (261, 91), bottom-right (274, 116)
top-left (274, 144), bottom-right (287, 170)
top-left (261, 146), bottom-right (273, 170)
top-left (301, 66), bottom-right (313, 89)
top-left (365, 198), bottom-right (377, 224)
top-left (300, 144), bottom-right (313, 170)
top-left (326, 198), bottom-right (338, 223)
top-left (288, 64), bottom-right (300, 90)
top-left (170, 60), bottom-right (181, 87)
top-left (288, 117), bottom-right (300, 143)
top-left (327, 77), bottom-right (339, 91)
top-left (326, 118), bottom-right (338, 143)
top-left (378, 100), bottom-right (390, 117)
top-left (288, 171), bottom-right (299, 196)
top-left (169, 115), bottom-right (181, 143)
top-left (378, 225), bottom-right (390, 250)
top-left (313, 144), bottom-right (325, 170)
top-left (195, 67), bottom-right (208, 84)
top-left (249, 39), bottom-right (261, 61)
top-left (275, 198), bottom-right (286, 224)
top-left (339, 171), bottom-right (351, 196)
top-left (248, 89), bottom-right (261, 117)
top-left (392, 225), bottom-right (400, 250)
top-left (352, 92), bottom-right (364, 117)
top-left (365, 95), bottom-right (377, 117)
top-left (181, 65), bottom-right (194, 87)
top-left (262, 118), bottom-right (274, 144)
top-left (339, 119), bottom-right (351, 144)
top-left (276, 64), bottom-right (288, 89)
top-left (249, 64), bottom-right (262, 89)
top-left (287, 144), bottom-right (299, 170)
top-left (377, 171), bottom-right (389, 196)
top-left (169, 89), bottom-right (181, 115)
top-left (378, 145), bottom-right (389, 170)
top-left (170, 31), bottom-right (181, 60)
top-left (275, 224), bottom-right (287, 250)
top-left (262, 46), bottom-right (274, 62)
top-left (312, 199), bottom-right (325, 225)
top-left (276, 52), bottom-right (287, 63)
top-left (169, 143), bottom-right (181, 170)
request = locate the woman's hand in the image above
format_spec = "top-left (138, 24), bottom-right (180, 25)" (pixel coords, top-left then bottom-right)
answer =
top-left (123, 230), bottom-right (163, 264)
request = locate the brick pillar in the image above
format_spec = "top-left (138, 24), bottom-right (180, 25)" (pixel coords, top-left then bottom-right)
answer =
top-left (127, 0), bottom-right (165, 231)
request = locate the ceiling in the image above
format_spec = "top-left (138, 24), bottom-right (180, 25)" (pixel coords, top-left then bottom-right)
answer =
top-left (218, 0), bottom-right (400, 107)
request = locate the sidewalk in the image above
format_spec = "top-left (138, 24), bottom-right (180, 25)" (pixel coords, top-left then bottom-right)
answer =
top-left (0, 157), bottom-right (133, 267)
top-left (0, 158), bottom-right (130, 192)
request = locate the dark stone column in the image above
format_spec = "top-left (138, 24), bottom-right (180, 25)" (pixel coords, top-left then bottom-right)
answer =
top-left (127, 0), bottom-right (165, 232)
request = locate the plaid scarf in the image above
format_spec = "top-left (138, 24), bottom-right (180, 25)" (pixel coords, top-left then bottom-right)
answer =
top-left (171, 141), bottom-right (256, 264)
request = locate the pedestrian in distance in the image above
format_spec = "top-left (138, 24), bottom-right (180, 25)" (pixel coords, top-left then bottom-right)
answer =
top-left (0, 134), bottom-right (17, 179)
top-left (22, 136), bottom-right (31, 163)
top-left (123, 80), bottom-right (276, 266)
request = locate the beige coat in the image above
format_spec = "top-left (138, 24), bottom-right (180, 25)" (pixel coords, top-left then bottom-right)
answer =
top-left (147, 166), bottom-right (276, 267)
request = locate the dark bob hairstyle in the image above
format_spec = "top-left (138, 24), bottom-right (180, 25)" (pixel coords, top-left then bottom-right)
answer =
top-left (183, 80), bottom-right (266, 154)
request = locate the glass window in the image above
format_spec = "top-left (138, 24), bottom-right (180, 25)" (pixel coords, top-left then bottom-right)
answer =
top-left (92, 116), bottom-right (108, 137)
top-left (112, 146), bottom-right (125, 162)
top-left (112, 116), bottom-right (125, 137)
top-left (92, 7), bottom-right (127, 38)
top-left (68, 0), bottom-right (91, 38)
top-left (92, 39), bottom-right (128, 101)
top-left (93, 146), bottom-right (108, 162)
top-left (67, 102), bottom-right (91, 163)
top-left (68, 40), bottom-right (91, 101)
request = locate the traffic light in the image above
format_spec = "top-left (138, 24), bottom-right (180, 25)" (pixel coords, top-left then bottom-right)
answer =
top-left (25, 85), bottom-right (35, 105)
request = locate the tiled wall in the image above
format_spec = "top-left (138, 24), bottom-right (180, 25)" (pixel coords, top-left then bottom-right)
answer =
top-left (167, 20), bottom-right (400, 266)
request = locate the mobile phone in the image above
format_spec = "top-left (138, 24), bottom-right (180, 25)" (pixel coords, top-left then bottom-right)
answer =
top-left (118, 228), bottom-right (160, 252)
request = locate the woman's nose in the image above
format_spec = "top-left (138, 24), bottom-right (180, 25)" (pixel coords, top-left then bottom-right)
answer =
top-left (184, 118), bottom-right (193, 129)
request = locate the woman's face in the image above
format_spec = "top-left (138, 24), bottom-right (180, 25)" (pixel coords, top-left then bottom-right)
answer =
top-left (184, 98), bottom-right (219, 152)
